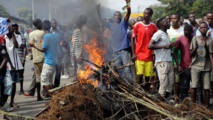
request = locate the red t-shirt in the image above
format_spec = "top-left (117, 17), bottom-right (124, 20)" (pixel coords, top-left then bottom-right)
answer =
top-left (174, 36), bottom-right (192, 69)
top-left (132, 22), bottom-right (157, 61)
top-left (0, 36), bottom-right (5, 45)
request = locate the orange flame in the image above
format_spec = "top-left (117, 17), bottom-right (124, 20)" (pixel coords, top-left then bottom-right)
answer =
top-left (77, 38), bottom-right (106, 88)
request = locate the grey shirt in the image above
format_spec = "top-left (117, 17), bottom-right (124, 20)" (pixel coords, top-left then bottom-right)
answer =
top-left (151, 30), bottom-right (172, 63)
top-left (190, 36), bottom-right (213, 71)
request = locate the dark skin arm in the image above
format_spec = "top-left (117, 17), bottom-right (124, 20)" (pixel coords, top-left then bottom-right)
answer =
top-left (29, 43), bottom-right (46, 53)
top-left (0, 55), bottom-right (7, 70)
top-left (124, 0), bottom-right (131, 23)
top-left (148, 40), bottom-right (171, 50)
top-left (12, 34), bottom-right (18, 48)
top-left (190, 41), bottom-right (198, 57)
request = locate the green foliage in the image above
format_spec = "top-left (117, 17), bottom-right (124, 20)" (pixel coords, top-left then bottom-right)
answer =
top-left (151, 0), bottom-right (213, 20)
top-left (17, 7), bottom-right (32, 23)
top-left (0, 4), bottom-right (10, 17)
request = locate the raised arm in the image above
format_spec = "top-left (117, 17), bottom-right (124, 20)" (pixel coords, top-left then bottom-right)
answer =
top-left (124, 0), bottom-right (131, 22)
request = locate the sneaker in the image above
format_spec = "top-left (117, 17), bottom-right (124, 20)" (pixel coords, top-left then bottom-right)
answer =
top-left (61, 75), bottom-right (69, 79)
top-left (0, 103), bottom-right (13, 112)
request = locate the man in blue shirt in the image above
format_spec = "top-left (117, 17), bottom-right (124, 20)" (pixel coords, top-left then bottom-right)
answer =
top-left (97, 0), bottom-right (133, 84)
top-left (30, 20), bottom-right (60, 98)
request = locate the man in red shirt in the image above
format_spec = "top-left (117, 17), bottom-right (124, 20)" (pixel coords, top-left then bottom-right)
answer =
top-left (174, 25), bottom-right (193, 101)
top-left (132, 8), bottom-right (157, 91)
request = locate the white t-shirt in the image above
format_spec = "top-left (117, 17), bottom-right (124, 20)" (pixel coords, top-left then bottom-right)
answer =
top-left (151, 30), bottom-right (172, 63)
top-left (5, 34), bottom-right (23, 70)
top-left (167, 26), bottom-right (184, 43)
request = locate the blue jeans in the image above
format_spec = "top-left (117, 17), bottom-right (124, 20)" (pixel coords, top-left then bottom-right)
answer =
top-left (179, 68), bottom-right (191, 100)
top-left (113, 50), bottom-right (133, 84)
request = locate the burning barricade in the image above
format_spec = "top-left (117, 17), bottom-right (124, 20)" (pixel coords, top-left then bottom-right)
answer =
top-left (37, 38), bottom-right (213, 120)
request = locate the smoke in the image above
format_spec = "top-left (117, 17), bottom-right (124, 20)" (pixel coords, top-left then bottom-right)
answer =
top-left (0, 0), bottom-right (115, 27)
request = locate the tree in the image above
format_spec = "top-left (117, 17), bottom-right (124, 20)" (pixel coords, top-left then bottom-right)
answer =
top-left (154, 0), bottom-right (213, 19)
top-left (17, 7), bottom-right (33, 24)
top-left (151, 5), bottom-right (165, 20)
top-left (0, 4), bottom-right (10, 17)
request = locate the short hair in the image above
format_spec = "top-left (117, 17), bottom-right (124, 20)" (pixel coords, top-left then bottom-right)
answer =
top-left (171, 13), bottom-right (180, 19)
top-left (43, 20), bottom-right (51, 31)
top-left (145, 8), bottom-right (153, 16)
top-left (156, 17), bottom-right (165, 29)
top-left (51, 19), bottom-right (57, 24)
top-left (114, 11), bottom-right (122, 16)
top-left (33, 19), bottom-right (42, 28)
top-left (76, 15), bottom-right (87, 27)
top-left (206, 11), bottom-right (213, 16)
top-left (12, 23), bottom-right (18, 28)
top-left (200, 21), bottom-right (209, 28)
top-left (184, 25), bottom-right (193, 33)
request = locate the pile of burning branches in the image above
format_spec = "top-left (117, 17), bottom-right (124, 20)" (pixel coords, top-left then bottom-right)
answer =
top-left (37, 38), bottom-right (213, 120)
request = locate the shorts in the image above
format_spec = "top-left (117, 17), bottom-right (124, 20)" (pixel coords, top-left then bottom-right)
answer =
top-left (3, 69), bottom-right (12, 95)
top-left (41, 63), bottom-right (55, 86)
top-left (191, 68), bottom-right (211, 89)
top-left (10, 70), bottom-right (21, 83)
top-left (34, 62), bottom-right (43, 83)
top-left (135, 60), bottom-right (155, 76)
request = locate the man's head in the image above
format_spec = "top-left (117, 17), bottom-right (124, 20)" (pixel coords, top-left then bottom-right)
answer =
top-left (188, 13), bottom-right (196, 24)
top-left (184, 25), bottom-right (193, 39)
top-left (171, 13), bottom-right (180, 27)
top-left (113, 11), bottom-right (122, 23)
top-left (129, 19), bottom-right (136, 29)
top-left (165, 15), bottom-right (171, 23)
top-left (156, 17), bottom-right (170, 30)
top-left (51, 19), bottom-right (57, 29)
top-left (43, 20), bottom-right (51, 31)
top-left (143, 8), bottom-right (153, 21)
top-left (199, 22), bottom-right (209, 35)
top-left (136, 16), bottom-right (143, 22)
top-left (76, 15), bottom-right (88, 28)
top-left (12, 23), bottom-right (19, 33)
top-left (33, 18), bottom-right (42, 30)
top-left (206, 11), bottom-right (213, 27)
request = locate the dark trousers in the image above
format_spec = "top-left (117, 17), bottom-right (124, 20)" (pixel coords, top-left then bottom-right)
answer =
top-left (179, 68), bottom-right (191, 100)
top-left (54, 63), bottom-right (62, 88)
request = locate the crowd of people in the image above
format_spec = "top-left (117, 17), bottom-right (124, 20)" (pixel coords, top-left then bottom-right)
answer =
top-left (0, 0), bottom-right (213, 112)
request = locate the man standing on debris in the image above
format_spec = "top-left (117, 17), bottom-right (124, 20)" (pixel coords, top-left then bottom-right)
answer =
top-left (132, 8), bottom-right (157, 91)
top-left (148, 17), bottom-right (174, 99)
top-left (28, 19), bottom-right (44, 101)
top-left (30, 20), bottom-right (60, 98)
top-left (173, 25), bottom-right (193, 101)
top-left (190, 22), bottom-right (212, 108)
top-left (96, 0), bottom-right (133, 84)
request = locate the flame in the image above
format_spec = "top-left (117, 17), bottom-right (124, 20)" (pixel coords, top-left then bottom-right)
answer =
top-left (77, 38), bottom-right (106, 88)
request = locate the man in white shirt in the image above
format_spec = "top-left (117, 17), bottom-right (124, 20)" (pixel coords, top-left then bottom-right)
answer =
top-left (5, 25), bottom-right (23, 108)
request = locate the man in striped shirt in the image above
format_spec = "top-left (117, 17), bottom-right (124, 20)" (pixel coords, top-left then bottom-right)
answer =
top-left (71, 15), bottom-right (88, 74)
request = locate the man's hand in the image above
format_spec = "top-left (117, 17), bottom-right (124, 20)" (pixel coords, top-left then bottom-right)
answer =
top-left (21, 60), bottom-right (25, 66)
top-left (164, 44), bottom-right (171, 49)
top-left (126, 0), bottom-right (131, 3)
top-left (77, 57), bottom-right (82, 64)
top-left (178, 66), bottom-right (183, 72)
top-left (29, 43), bottom-right (34, 47)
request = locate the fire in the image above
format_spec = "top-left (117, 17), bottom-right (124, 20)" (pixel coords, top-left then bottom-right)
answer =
top-left (77, 38), bottom-right (106, 88)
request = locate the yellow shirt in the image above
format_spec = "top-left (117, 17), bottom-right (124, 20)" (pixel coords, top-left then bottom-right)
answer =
top-left (29, 30), bottom-right (45, 63)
